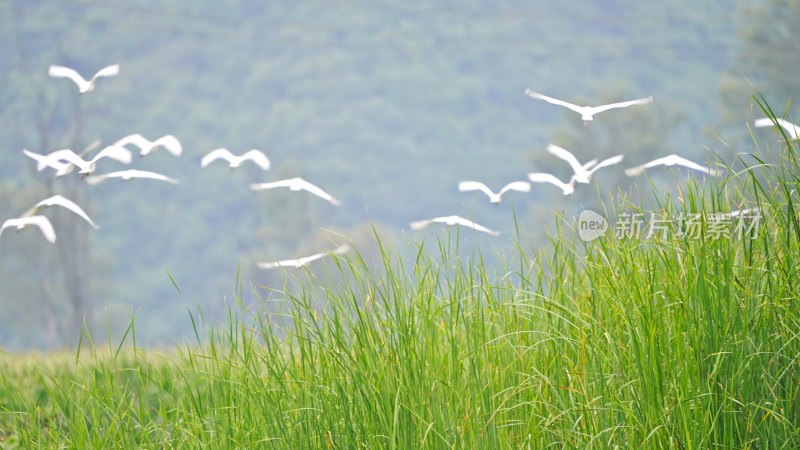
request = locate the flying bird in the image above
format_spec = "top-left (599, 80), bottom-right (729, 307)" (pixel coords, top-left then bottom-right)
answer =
top-left (22, 195), bottom-right (98, 229)
top-left (48, 64), bottom-right (119, 94)
top-left (0, 216), bottom-right (57, 244)
top-left (250, 177), bottom-right (340, 205)
top-left (23, 149), bottom-right (75, 176)
top-left (458, 181), bottom-right (530, 205)
top-left (624, 154), bottom-right (722, 177)
top-left (257, 245), bottom-right (350, 269)
top-left (23, 146), bottom-right (132, 177)
top-left (754, 117), bottom-right (800, 139)
top-left (409, 215), bottom-right (500, 236)
top-left (85, 169), bottom-right (179, 184)
top-left (524, 89), bottom-right (653, 126)
top-left (546, 144), bottom-right (624, 183)
top-left (114, 133), bottom-right (183, 156)
top-left (201, 148), bottom-right (270, 170)
top-left (528, 172), bottom-right (577, 196)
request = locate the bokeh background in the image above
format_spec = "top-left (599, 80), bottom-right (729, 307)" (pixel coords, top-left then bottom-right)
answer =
top-left (1, 0), bottom-right (796, 349)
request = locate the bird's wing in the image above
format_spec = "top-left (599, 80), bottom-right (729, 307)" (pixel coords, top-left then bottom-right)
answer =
top-left (298, 180), bottom-right (341, 206)
top-left (298, 252), bottom-right (328, 266)
top-left (155, 135), bottom-right (183, 156)
top-left (587, 154), bottom-right (624, 175)
top-left (46, 149), bottom-right (90, 171)
top-left (84, 174), bottom-right (110, 185)
top-left (448, 216), bottom-right (500, 236)
top-left (5, 216), bottom-right (57, 244)
top-left (582, 159), bottom-right (599, 170)
top-left (668, 156), bottom-right (714, 174)
top-left (131, 170), bottom-right (179, 183)
top-left (498, 181), bottom-right (531, 194)
top-left (249, 179), bottom-right (295, 191)
top-left (32, 195), bottom-right (99, 229)
top-left (753, 118), bottom-right (774, 129)
top-left (258, 259), bottom-right (302, 269)
top-left (23, 149), bottom-right (68, 172)
top-left (590, 96), bottom-right (653, 114)
top-left (30, 216), bottom-right (57, 243)
top-left (201, 148), bottom-right (234, 167)
top-left (92, 64), bottom-right (120, 80)
top-left (546, 144), bottom-right (585, 174)
top-left (524, 89), bottom-right (585, 114)
top-left (332, 244), bottom-right (350, 256)
top-left (242, 150), bottom-right (271, 170)
top-left (90, 145), bottom-right (132, 165)
top-left (528, 172), bottom-right (570, 190)
top-left (774, 119), bottom-right (800, 139)
top-left (458, 181), bottom-right (494, 198)
top-left (48, 65), bottom-right (87, 89)
top-left (113, 133), bottom-right (150, 150)
top-left (409, 219), bottom-right (434, 230)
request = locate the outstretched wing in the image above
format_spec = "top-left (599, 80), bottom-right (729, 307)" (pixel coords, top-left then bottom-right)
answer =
top-left (33, 195), bottom-right (98, 229)
top-left (447, 216), bottom-right (500, 236)
top-left (298, 179), bottom-right (341, 206)
top-left (153, 135), bottom-right (183, 156)
top-left (498, 181), bottom-right (531, 195)
top-left (114, 134), bottom-right (150, 151)
top-left (250, 179), bottom-right (296, 191)
top-left (201, 148), bottom-right (235, 167)
top-left (546, 144), bottom-right (585, 174)
top-left (409, 219), bottom-right (434, 231)
top-left (90, 145), bottom-right (132, 165)
top-left (528, 172), bottom-right (569, 190)
top-left (590, 96), bottom-right (653, 114)
top-left (587, 154), bottom-right (624, 175)
top-left (242, 150), bottom-right (271, 170)
top-left (92, 64), bottom-right (119, 80)
top-left (48, 65), bottom-right (88, 89)
top-left (524, 89), bottom-right (586, 114)
top-left (458, 181), bottom-right (495, 198)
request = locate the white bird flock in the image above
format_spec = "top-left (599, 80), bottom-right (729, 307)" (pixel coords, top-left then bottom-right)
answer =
top-left (3, 58), bottom-right (754, 279)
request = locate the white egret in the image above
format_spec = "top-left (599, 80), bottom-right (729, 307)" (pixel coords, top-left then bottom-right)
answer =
top-left (457, 181), bottom-right (530, 205)
top-left (0, 216), bottom-right (57, 244)
top-left (250, 177), bottom-right (340, 205)
top-left (546, 144), bottom-right (624, 183)
top-left (258, 245), bottom-right (349, 269)
top-left (524, 89), bottom-right (653, 126)
top-left (48, 64), bottom-right (119, 94)
top-left (624, 154), bottom-right (722, 177)
top-left (409, 215), bottom-right (500, 236)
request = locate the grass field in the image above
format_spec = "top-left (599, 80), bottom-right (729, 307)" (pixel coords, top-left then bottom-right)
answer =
top-left (1, 100), bottom-right (799, 448)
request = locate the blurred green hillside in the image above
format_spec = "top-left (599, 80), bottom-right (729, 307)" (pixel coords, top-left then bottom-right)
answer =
top-left (0, 0), bottom-right (793, 349)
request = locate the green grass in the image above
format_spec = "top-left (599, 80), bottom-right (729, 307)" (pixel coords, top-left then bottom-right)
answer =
top-left (2, 98), bottom-right (799, 447)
